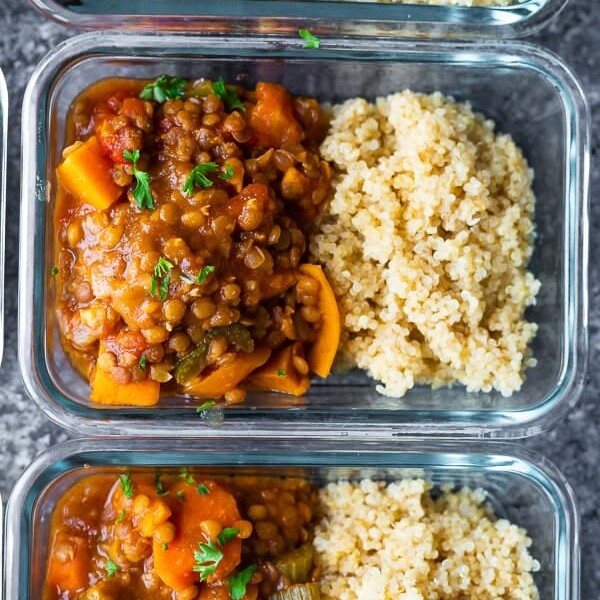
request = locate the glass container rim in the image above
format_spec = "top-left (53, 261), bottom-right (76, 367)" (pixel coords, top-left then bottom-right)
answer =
top-left (24, 0), bottom-right (572, 40)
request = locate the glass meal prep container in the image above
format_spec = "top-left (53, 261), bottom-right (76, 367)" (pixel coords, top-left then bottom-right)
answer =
top-left (3, 438), bottom-right (579, 599)
top-left (19, 33), bottom-right (589, 439)
top-left (26, 0), bottom-right (570, 40)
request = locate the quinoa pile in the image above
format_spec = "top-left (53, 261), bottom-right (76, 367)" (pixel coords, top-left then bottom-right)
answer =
top-left (313, 479), bottom-right (540, 600)
top-left (310, 91), bottom-right (540, 397)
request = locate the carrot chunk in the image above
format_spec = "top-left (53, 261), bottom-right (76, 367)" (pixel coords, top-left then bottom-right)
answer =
top-left (248, 82), bottom-right (304, 150)
top-left (56, 135), bottom-right (122, 210)
top-left (182, 347), bottom-right (271, 398)
top-left (46, 531), bottom-right (91, 594)
top-left (299, 264), bottom-right (341, 378)
top-left (153, 481), bottom-right (242, 591)
top-left (246, 344), bottom-right (310, 396)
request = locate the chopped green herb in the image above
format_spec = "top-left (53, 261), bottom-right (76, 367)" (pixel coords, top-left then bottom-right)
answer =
top-left (298, 29), bottom-right (320, 49)
top-left (196, 400), bottom-right (216, 413)
top-left (229, 565), bottom-right (258, 600)
top-left (217, 527), bottom-right (239, 546)
top-left (219, 163), bottom-right (235, 180)
top-left (50, 266), bottom-right (59, 277)
top-left (181, 265), bottom-right (216, 286)
top-left (119, 473), bottom-right (134, 499)
top-left (197, 265), bottom-right (216, 284)
top-left (123, 148), bottom-right (154, 210)
top-left (155, 474), bottom-right (170, 497)
top-left (197, 483), bottom-right (210, 496)
top-left (106, 558), bottom-right (119, 578)
top-left (139, 355), bottom-right (147, 371)
top-left (183, 162), bottom-right (218, 196)
top-left (213, 77), bottom-right (246, 113)
top-left (176, 490), bottom-right (185, 501)
top-left (116, 509), bottom-right (126, 523)
top-left (140, 75), bottom-right (187, 103)
top-left (162, 542), bottom-right (169, 551)
top-left (178, 469), bottom-right (195, 483)
top-left (151, 257), bottom-right (174, 301)
top-left (277, 369), bottom-right (287, 377)
top-left (193, 539), bottom-right (224, 581)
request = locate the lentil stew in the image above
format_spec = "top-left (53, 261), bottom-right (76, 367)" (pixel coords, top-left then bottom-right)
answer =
top-left (54, 76), bottom-right (340, 408)
top-left (43, 472), bottom-right (320, 600)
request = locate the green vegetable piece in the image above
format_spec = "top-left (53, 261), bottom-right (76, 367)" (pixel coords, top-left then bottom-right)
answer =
top-left (140, 75), bottom-right (187, 103)
top-left (193, 539), bottom-right (223, 581)
top-left (196, 401), bottom-right (216, 413)
top-left (119, 473), bottom-right (134, 499)
top-left (155, 474), bottom-right (170, 497)
top-left (139, 356), bottom-right (147, 371)
top-left (217, 527), bottom-right (239, 546)
top-left (51, 266), bottom-right (59, 277)
top-left (106, 558), bottom-right (119, 578)
top-left (298, 29), bottom-right (320, 49)
top-left (123, 148), bottom-right (154, 211)
top-left (174, 324), bottom-right (254, 384)
top-left (116, 509), bottom-right (126, 523)
top-left (151, 257), bottom-right (174, 301)
top-left (197, 483), bottom-right (210, 495)
top-left (183, 162), bottom-right (218, 196)
top-left (277, 369), bottom-right (287, 377)
top-left (213, 77), bottom-right (246, 113)
top-left (219, 163), bottom-right (235, 180)
top-left (274, 544), bottom-right (314, 585)
top-left (229, 565), bottom-right (257, 600)
top-left (268, 583), bottom-right (321, 600)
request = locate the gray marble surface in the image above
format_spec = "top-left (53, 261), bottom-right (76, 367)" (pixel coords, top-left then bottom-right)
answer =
top-left (0, 0), bottom-right (598, 596)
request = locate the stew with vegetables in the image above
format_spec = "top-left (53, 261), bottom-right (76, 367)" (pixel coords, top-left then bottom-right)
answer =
top-left (54, 76), bottom-right (340, 407)
top-left (44, 472), bottom-right (320, 600)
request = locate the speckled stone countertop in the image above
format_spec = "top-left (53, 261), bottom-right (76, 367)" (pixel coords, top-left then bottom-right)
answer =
top-left (0, 0), bottom-right (597, 595)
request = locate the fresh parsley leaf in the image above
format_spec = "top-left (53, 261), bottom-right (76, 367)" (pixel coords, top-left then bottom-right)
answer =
top-left (196, 400), bottom-right (216, 413)
top-left (119, 473), bottom-right (134, 499)
top-left (140, 75), bottom-right (187, 103)
top-left (50, 266), bottom-right (59, 276)
top-left (217, 527), bottom-right (239, 546)
top-left (162, 542), bottom-right (169, 551)
top-left (299, 29), bottom-right (320, 49)
top-left (193, 539), bottom-right (224, 581)
top-left (181, 265), bottom-right (216, 286)
top-left (277, 369), bottom-right (287, 377)
top-left (155, 474), bottom-right (170, 497)
top-left (123, 148), bottom-right (154, 210)
top-left (219, 163), bottom-right (234, 180)
top-left (116, 509), bottom-right (126, 523)
top-left (229, 565), bottom-right (257, 600)
top-left (197, 483), bottom-right (210, 496)
top-left (212, 78), bottom-right (246, 113)
top-left (183, 163), bottom-right (218, 196)
top-left (106, 558), bottom-right (119, 578)
top-left (139, 355), bottom-right (147, 371)
top-left (178, 469), bottom-right (195, 484)
top-left (151, 257), bottom-right (174, 301)
top-left (197, 265), bottom-right (216, 284)
top-left (176, 490), bottom-right (185, 501)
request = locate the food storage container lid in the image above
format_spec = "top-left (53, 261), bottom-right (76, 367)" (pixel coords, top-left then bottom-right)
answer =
top-left (26, 0), bottom-right (571, 40)
top-left (4, 438), bottom-right (580, 599)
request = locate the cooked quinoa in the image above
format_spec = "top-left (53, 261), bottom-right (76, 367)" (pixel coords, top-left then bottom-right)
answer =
top-left (313, 479), bottom-right (540, 600)
top-left (310, 91), bottom-right (540, 397)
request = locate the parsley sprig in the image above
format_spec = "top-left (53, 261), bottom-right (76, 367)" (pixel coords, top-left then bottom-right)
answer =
top-left (229, 565), bottom-right (258, 600)
top-left (193, 539), bottom-right (224, 581)
top-left (151, 257), bottom-right (174, 301)
top-left (183, 163), bottom-right (218, 196)
top-left (123, 149), bottom-right (154, 211)
top-left (119, 473), bottom-right (134, 499)
top-left (106, 558), bottom-right (119, 578)
top-left (182, 265), bottom-right (216, 286)
top-left (299, 29), bottom-right (320, 49)
top-left (213, 78), bottom-right (246, 113)
top-left (155, 474), bottom-right (170, 497)
top-left (217, 527), bottom-right (239, 546)
top-left (140, 75), bottom-right (187, 103)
